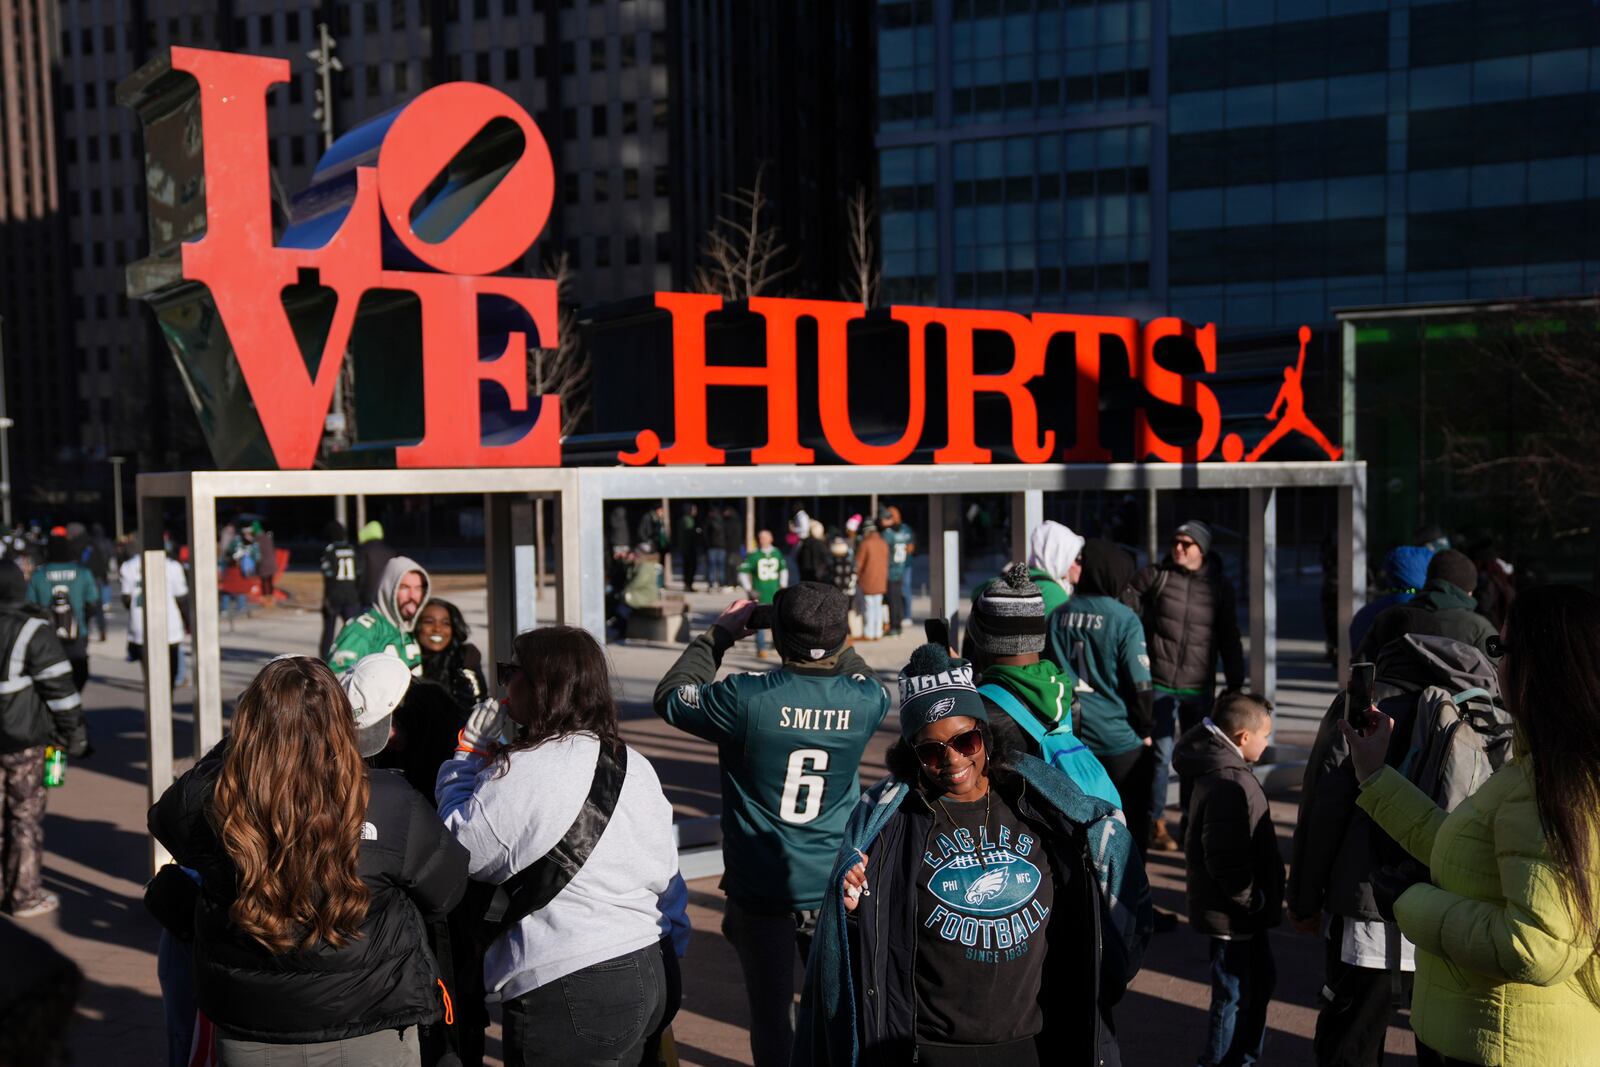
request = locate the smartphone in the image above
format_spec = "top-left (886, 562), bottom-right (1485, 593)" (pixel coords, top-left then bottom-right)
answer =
top-left (749, 604), bottom-right (775, 630)
top-left (1346, 661), bottom-right (1377, 728)
top-left (923, 616), bottom-right (951, 649)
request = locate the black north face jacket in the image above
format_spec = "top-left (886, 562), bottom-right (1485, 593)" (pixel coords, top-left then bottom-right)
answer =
top-left (1119, 558), bottom-right (1245, 695)
top-left (150, 744), bottom-right (469, 1043)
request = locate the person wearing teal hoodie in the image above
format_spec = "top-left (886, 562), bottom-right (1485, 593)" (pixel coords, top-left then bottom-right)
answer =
top-left (792, 644), bottom-right (1151, 1066)
top-left (1048, 539), bottom-right (1156, 850)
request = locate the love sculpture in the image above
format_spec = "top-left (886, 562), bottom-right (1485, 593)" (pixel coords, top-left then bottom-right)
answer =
top-left (125, 47), bottom-right (1339, 470)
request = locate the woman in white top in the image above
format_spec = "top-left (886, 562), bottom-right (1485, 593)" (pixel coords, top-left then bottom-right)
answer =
top-left (437, 626), bottom-right (686, 1067)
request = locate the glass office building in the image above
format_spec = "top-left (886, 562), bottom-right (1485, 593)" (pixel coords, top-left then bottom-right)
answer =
top-left (877, 0), bottom-right (1600, 331)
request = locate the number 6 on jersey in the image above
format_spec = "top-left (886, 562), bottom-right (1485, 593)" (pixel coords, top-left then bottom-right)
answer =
top-left (779, 748), bottom-right (829, 824)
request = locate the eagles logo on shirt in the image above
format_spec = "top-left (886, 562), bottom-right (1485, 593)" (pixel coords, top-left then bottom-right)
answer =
top-left (922, 822), bottom-right (1051, 961)
top-left (927, 849), bottom-right (1042, 917)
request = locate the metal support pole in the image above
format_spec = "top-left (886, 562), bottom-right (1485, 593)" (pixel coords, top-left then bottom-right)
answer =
top-left (1248, 487), bottom-right (1277, 702)
top-left (142, 547), bottom-right (173, 873)
top-left (512, 498), bottom-right (537, 634)
top-left (745, 495), bottom-right (755, 550)
top-left (187, 485), bottom-right (222, 753)
top-left (1009, 489), bottom-right (1043, 565)
top-left (1336, 469), bottom-right (1368, 681)
top-left (355, 494), bottom-right (367, 532)
top-left (485, 493), bottom-right (516, 670)
top-left (1145, 487), bottom-right (1159, 568)
top-left (556, 473), bottom-right (607, 639)
top-left (927, 494), bottom-right (962, 628)
top-left (110, 455), bottom-right (126, 540)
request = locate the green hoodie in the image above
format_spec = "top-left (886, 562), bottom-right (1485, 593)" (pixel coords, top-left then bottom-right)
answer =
top-left (327, 555), bottom-right (431, 674)
top-left (981, 660), bottom-right (1072, 728)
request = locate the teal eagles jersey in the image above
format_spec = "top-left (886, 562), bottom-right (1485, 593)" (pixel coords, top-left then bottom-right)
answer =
top-left (659, 666), bottom-right (890, 910)
top-left (884, 525), bottom-right (915, 578)
top-left (27, 563), bottom-right (99, 637)
top-left (740, 548), bottom-right (786, 602)
top-left (1048, 593), bottom-right (1151, 756)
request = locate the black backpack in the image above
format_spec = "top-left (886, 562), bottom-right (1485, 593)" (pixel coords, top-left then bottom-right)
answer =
top-left (49, 584), bottom-right (79, 644)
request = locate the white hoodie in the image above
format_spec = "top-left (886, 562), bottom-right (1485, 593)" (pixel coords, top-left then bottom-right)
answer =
top-left (1028, 520), bottom-right (1086, 597)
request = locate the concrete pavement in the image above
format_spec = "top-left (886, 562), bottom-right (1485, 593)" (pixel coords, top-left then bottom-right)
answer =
top-left (15, 570), bottom-right (1417, 1065)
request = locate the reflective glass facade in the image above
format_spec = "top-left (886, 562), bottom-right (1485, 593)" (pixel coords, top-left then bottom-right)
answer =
top-left (878, 0), bottom-right (1600, 329)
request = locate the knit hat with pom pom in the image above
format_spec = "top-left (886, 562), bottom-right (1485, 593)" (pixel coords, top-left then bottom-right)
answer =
top-left (898, 642), bottom-right (987, 740)
top-left (966, 562), bottom-right (1048, 657)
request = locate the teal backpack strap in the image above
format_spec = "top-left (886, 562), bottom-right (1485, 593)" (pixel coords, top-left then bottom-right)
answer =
top-left (978, 683), bottom-right (1047, 744)
top-left (1451, 687), bottom-right (1491, 705)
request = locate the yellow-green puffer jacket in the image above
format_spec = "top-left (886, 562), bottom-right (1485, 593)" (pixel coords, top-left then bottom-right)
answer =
top-left (1357, 759), bottom-right (1600, 1065)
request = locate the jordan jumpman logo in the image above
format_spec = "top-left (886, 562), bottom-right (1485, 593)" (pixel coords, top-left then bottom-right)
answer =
top-left (1244, 325), bottom-right (1343, 462)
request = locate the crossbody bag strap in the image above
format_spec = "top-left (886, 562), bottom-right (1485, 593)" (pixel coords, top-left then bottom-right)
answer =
top-left (479, 743), bottom-right (629, 944)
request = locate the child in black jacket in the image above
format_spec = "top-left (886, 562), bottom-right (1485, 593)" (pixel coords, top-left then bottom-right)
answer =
top-left (1172, 691), bottom-right (1284, 1067)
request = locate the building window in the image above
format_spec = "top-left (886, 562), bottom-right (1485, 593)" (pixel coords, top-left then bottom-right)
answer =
top-left (591, 38), bottom-right (606, 72)
top-left (652, 99), bottom-right (668, 132)
top-left (393, 0), bottom-right (407, 30)
top-left (624, 168), bottom-right (639, 199)
top-left (621, 101), bottom-right (637, 133)
top-left (259, 15), bottom-right (274, 45)
top-left (625, 236), bottom-right (640, 265)
top-left (366, 66), bottom-right (381, 95)
top-left (650, 32), bottom-right (666, 66)
top-left (561, 41), bottom-right (575, 75)
top-left (595, 237), bottom-right (611, 268)
top-left (476, 52), bottom-right (490, 82)
top-left (563, 173), bottom-right (579, 205)
top-left (395, 63), bottom-right (409, 93)
top-left (505, 48), bottom-right (521, 80)
top-left (654, 168), bottom-right (669, 196)
top-left (593, 171), bottom-right (610, 203)
top-left (621, 35), bottom-right (637, 69)
top-left (365, 2), bottom-right (379, 33)
top-left (592, 104), bottom-right (607, 136)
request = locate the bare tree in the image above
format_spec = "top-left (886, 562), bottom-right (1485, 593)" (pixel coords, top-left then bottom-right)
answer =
top-left (1437, 301), bottom-right (1600, 542)
top-left (694, 164), bottom-right (792, 300)
top-left (528, 251), bottom-right (591, 433)
top-left (841, 184), bottom-right (880, 307)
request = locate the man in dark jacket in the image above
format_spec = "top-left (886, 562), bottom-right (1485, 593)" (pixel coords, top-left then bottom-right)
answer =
top-left (354, 520), bottom-right (398, 610)
top-left (1173, 692), bottom-right (1282, 1067)
top-left (1356, 549), bottom-right (1496, 660)
top-left (653, 583), bottom-right (890, 1067)
top-left (0, 560), bottom-right (89, 918)
top-left (1286, 633), bottom-right (1496, 1067)
top-left (1120, 519), bottom-right (1245, 852)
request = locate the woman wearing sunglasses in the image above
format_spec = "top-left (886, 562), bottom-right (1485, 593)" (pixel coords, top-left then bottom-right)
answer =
top-left (795, 643), bottom-right (1148, 1067)
top-left (435, 627), bottom-right (689, 1067)
top-left (1341, 585), bottom-right (1600, 1066)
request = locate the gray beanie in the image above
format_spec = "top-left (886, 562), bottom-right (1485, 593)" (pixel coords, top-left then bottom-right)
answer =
top-left (1174, 520), bottom-right (1213, 556)
top-left (967, 562), bottom-right (1048, 657)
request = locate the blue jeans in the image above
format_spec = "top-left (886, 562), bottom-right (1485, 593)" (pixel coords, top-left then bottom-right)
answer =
top-left (706, 548), bottom-right (727, 588)
top-left (901, 567), bottom-right (915, 624)
top-left (1150, 691), bottom-right (1212, 829)
top-left (1202, 935), bottom-right (1275, 1067)
top-left (755, 627), bottom-right (767, 654)
top-left (158, 931), bottom-right (197, 1067)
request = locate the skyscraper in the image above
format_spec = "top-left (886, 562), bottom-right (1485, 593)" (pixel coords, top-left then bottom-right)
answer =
top-left (0, 0), bottom-right (77, 517)
top-left (875, 0), bottom-right (1600, 331)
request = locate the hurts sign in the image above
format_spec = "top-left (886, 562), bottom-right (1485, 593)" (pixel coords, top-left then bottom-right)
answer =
top-left (124, 47), bottom-right (1341, 471)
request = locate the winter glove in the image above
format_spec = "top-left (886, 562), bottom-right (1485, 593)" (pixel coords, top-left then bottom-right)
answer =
top-left (459, 698), bottom-right (508, 755)
top-left (1370, 859), bottom-right (1430, 924)
top-left (58, 721), bottom-right (91, 760)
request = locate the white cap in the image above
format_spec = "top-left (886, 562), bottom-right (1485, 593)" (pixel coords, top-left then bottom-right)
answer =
top-left (339, 654), bottom-right (413, 758)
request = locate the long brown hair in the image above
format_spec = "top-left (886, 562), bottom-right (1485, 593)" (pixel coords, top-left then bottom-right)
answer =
top-left (1502, 585), bottom-right (1600, 999)
top-left (494, 627), bottom-right (623, 776)
top-left (212, 657), bottom-right (371, 954)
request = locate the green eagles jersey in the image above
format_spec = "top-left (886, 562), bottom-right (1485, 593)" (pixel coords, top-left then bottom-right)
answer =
top-left (884, 525), bottom-right (915, 579)
top-left (658, 651), bottom-right (891, 910)
top-left (1047, 593), bottom-right (1151, 756)
top-left (739, 547), bottom-right (787, 603)
top-left (27, 563), bottom-right (99, 644)
top-left (326, 609), bottom-right (422, 674)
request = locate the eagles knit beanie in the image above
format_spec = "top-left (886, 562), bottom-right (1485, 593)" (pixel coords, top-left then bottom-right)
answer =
top-left (898, 643), bottom-right (987, 741)
top-left (967, 562), bottom-right (1048, 657)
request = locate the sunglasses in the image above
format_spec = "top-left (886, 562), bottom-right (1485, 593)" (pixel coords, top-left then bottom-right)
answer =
top-left (914, 727), bottom-right (984, 770)
top-left (1486, 635), bottom-right (1511, 658)
top-left (496, 661), bottom-right (524, 688)
top-left (1173, 538), bottom-right (1198, 551)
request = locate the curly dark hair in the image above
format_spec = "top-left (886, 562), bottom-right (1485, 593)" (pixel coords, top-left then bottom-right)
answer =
top-left (884, 718), bottom-right (1025, 796)
top-left (493, 626), bottom-right (624, 776)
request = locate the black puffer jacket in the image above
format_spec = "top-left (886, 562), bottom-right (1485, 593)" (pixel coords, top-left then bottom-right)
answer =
top-left (1119, 558), bottom-right (1244, 693)
top-left (149, 743), bottom-right (469, 1043)
top-left (1172, 723), bottom-right (1284, 938)
top-left (1356, 578), bottom-right (1497, 660)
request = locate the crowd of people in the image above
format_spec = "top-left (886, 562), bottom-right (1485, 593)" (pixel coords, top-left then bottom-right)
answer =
top-left (1, 503), bottom-right (1597, 1067)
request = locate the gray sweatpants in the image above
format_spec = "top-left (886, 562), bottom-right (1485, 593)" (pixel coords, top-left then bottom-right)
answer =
top-left (721, 896), bottom-right (817, 1067)
top-left (216, 1025), bottom-right (421, 1066)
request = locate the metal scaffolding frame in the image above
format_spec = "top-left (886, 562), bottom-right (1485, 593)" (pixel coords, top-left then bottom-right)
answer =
top-left (136, 460), bottom-right (1366, 865)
